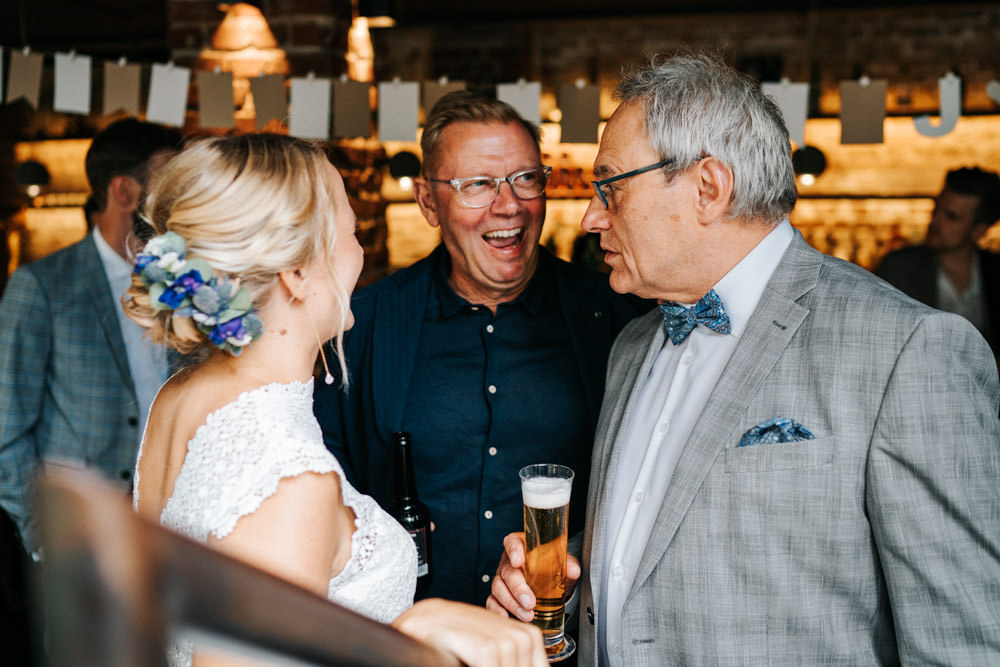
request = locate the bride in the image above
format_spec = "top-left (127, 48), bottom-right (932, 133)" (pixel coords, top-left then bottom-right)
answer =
top-left (126, 134), bottom-right (545, 667)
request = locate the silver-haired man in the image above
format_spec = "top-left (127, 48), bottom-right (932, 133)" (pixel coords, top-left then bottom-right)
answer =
top-left (490, 51), bottom-right (1000, 665)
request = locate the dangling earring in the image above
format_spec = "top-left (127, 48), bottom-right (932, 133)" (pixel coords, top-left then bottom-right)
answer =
top-left (302, 295), bottom-right (335, 385)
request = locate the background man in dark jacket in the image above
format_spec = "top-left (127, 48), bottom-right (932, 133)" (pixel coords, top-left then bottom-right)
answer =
top-left (876, 166), bottom-right (1000, 357)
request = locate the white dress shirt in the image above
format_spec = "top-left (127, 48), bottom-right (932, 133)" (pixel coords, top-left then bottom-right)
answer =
top-left (93, 228), bottom-right (168, 443)
top-left (598, 220), bottom-right (794, 667)
top-left (937, 252), bottom-right (987, 335)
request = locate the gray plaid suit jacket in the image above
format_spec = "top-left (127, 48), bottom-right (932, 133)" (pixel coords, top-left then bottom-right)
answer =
top-left (579, 232), bottom-right (1000, 665)
top-left (0, 234), bottom-right (142, 554)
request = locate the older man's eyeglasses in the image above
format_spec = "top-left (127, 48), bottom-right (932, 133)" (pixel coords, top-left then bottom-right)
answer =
top-left (590, 158), bottom-right (677, 210)
top-left (591, 156), bottom-right (706, 209)
top-left (429, 166), bottom-right (552, 208)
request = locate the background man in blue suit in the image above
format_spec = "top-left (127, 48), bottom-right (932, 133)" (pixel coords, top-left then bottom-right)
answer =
top-left (315, 91), bottom-right (647, 607)
top-left (0, 117), bottom-right (181, 561)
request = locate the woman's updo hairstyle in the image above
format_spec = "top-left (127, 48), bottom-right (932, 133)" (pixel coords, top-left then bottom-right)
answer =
top-left (125, 134), bottom-right (348, 365)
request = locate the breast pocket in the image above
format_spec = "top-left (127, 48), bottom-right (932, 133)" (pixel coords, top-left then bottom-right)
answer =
top-left (723, 437), bottom-right (834, 473)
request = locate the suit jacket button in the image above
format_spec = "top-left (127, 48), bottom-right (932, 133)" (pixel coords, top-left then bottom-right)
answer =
top-left (586, 607), bottom-right (594, 625)
top-left (127, 416), bottom-right (139, 427)
top-left (120, 470), bottom-right (131, 481)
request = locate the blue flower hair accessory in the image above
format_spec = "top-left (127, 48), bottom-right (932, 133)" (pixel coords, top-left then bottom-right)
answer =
top-left (133, 231), bottom-right (264, 356)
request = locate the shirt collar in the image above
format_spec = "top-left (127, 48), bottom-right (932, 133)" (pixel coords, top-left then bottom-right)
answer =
top-left (712, 218), bottom-right (795, 338)
top-left (431, 249), bottom-right (470, 318)
top-left (92, 227), bottom-right (133, 284)
top-left (516, 250), bottom-right (552, 316)
top-left (430, 245), bottom-right (553, 319)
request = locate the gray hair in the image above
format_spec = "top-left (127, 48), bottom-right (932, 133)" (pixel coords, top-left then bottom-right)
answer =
top-left (615, 50), bottom-right (797, 225)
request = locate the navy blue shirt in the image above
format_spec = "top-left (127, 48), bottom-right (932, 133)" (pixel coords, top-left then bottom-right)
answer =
top-left (402, 254), bottom-right (592, 605)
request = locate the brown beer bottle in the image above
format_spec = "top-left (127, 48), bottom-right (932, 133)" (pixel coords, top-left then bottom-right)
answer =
top-left (387, 431), bottom-right (431, 593)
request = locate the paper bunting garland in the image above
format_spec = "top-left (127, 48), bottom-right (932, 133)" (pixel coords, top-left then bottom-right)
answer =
top-left (2, 47), bottom-right (998, 145)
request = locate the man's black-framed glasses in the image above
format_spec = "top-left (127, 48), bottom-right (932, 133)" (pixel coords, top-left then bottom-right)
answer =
top-left (429, 166), bottom-right (552, 208)
top-left (591, 157), bottom-right (677, 209)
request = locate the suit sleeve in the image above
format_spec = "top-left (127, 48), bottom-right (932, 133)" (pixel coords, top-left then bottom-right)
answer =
top-left (0, 268), bottom-right (54, 554)
top-left (313, 365), bottom-right (357, 484)
top-left (867, 311), bottom-right (1000, 662)
top-left (313, 315), bottom-right (373, 487)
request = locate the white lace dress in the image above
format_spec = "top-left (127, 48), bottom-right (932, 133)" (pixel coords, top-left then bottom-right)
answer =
top-left (134, 380), bottom-right (416, 667)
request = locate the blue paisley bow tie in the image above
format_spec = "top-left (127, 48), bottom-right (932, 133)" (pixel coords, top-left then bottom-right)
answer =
top-left (659, 288), bottom-right (732, 345)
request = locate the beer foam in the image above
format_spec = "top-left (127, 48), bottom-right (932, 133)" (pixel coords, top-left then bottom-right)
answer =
top-left (522, 476), bottom-right (572, 509)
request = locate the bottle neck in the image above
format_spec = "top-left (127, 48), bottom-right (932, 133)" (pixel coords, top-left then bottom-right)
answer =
top-left (393, 437), bottom-right (418, 502)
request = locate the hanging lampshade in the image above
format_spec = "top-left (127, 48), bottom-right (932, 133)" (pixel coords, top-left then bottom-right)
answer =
top-left (358, 0), bottom-right (396, 28)
top-left (792, 146), bottom-right (827, 186)
top-left (197, 3), bottom-right (289, 78)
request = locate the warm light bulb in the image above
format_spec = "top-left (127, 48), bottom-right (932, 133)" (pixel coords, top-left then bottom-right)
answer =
top-left (799, 173), bottom-right (815, 187)
top-left (398, 176), bottom-right (413, 191)
top-left (26, 185), bottom-right (41, 197)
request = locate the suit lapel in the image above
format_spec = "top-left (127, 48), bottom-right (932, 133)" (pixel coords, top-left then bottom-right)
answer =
top-left (587, 309), bottom-right (664, 591)
top-left (371, 257), bottom-right (433, 444)
top-left (629, 233), bottom-right (822, 594)
top-left (81, 236), bottom-right (134, 392)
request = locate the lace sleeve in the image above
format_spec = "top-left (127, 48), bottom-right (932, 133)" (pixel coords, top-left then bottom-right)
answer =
top-left (161, 381), bottom-right (340, 543)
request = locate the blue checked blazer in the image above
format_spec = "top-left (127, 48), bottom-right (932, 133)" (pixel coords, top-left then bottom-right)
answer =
top-left (0, 234), bottom-right (143, 553)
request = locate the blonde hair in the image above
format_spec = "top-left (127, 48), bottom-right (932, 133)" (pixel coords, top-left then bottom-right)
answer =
top-left (125, 134), bottom-right (351, 381)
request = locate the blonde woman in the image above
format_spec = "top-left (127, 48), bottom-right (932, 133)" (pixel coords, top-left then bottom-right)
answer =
top-left (127, 134), bottom-right (545, 667)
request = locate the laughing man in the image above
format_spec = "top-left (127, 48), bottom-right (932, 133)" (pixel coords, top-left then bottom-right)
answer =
top-left (314, 91), bottom-right (647, 606)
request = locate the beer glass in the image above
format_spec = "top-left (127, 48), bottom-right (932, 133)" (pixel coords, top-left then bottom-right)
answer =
top-left (519, 463), bottom-right (575, 662)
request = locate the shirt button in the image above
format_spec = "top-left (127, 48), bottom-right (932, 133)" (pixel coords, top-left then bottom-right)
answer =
top-left (486, 324), bottom-right (495, 333)
top-left (488, 446), bottom-right (498, 456)
top-left (633, 491), bottom-right (643, 504)
top-left (488, 385), bottom-right (497, 394)
top-left (481, 574), bottom-right (491, 583)
top-left (657, 421), bottom-right (669, 434)
top-left (613, 564), bottom-right (623, 577)
top-left (484, 510), bottom-right (493, 519)
top-left (611, 642), bottom-right (622, 653)
top-left (682, 354), bottom-right (693, 366)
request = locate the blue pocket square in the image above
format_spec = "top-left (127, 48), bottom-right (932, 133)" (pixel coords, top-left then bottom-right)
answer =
top-left (738, 417), bottom-right (814, 447)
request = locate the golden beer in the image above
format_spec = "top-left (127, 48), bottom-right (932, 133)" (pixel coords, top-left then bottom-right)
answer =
top-left (520, 464), bottom-right (575, 662)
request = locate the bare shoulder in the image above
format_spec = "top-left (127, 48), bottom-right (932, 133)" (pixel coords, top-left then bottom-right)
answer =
top-left (149, 364), bottom-right (261, 440)
top-left (143, 367), bottom-right (220, 454)
top-left (137, 364), bottom-right (263, 516)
